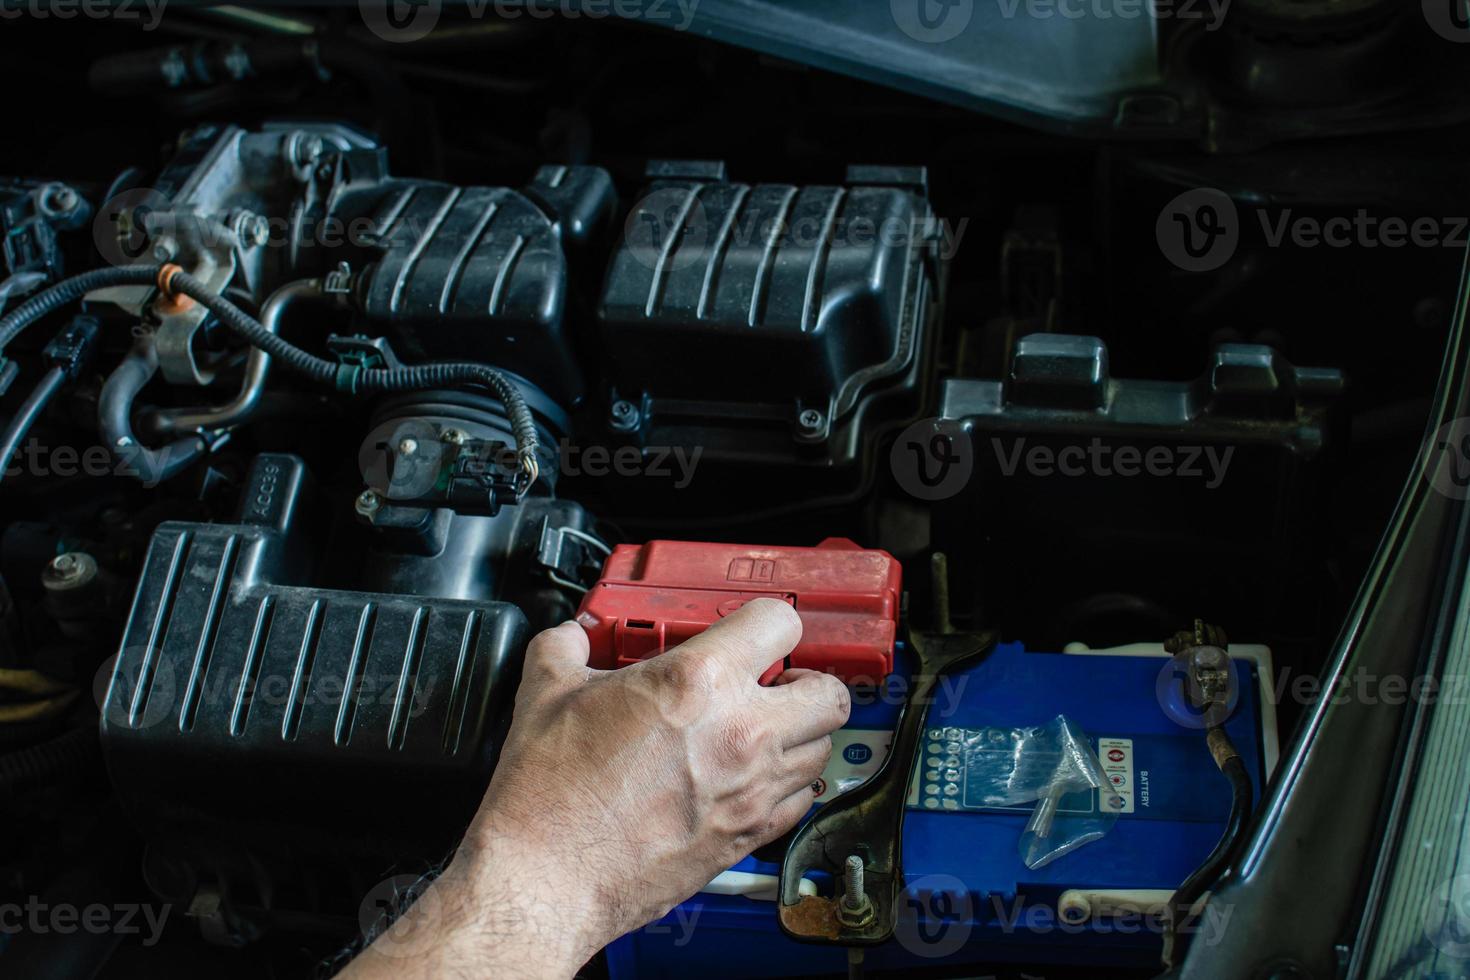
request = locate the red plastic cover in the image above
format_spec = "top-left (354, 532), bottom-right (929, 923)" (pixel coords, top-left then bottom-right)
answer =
top-left (575, 538), bottom-right (902, 683)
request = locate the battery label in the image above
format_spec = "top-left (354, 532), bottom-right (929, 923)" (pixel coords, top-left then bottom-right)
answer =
top-left (1098, 737), bottom-right (1135, 814)
top-left (815, 727), bottom-right (1224, 820)
top-left (813, 729), bottom-right (892, 803)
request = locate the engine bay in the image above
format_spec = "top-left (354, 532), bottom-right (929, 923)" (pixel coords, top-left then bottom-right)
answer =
top-left (1, 6), bottom-right (1465, 978)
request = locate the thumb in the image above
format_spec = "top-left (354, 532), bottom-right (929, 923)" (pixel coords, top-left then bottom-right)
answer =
top-left (520, 621), bottom-right (591, 698)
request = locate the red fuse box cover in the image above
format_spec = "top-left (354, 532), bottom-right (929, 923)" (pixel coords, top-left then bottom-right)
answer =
top-left (575, 538), bottom-right (901, 684)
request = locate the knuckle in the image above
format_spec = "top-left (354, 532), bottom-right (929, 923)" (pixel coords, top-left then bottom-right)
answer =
top-left (810, 733), bottom-right (834, 764)
top-left (824, 677), bottom-right (852, 722)
top-left (715, 714), bottom-right (766, 768)
top-left (663, 651), bottom-right (721, 696)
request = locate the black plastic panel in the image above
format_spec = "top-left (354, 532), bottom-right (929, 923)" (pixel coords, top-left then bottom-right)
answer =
top-left (596, 162), bottom-right (937, 469)
top-left (99, 454), bottom-right (527, 850)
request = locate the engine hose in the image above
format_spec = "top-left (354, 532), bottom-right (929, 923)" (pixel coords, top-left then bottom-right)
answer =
top-left (161, 268), bottom-right (541, 481)
top-left (0, 365), bottom-right (65, 489)
top-left (0, 265), bottom-right (157, 350)
top-left (1162, 727), bottom-right (1254, 967)
top-left (99, 337), bottom-right (211, 485)
top-left (0, 725), bottom-right (101, 797)
top-left (0, 264), bottom-right (542, 488)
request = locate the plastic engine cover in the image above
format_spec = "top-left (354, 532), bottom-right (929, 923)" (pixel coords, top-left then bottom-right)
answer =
top-left (99, 454), bottom-right (527, 858)
top-left (575, 537), bottom-right (901, 683)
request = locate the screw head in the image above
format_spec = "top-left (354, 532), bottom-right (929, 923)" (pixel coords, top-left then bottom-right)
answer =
top-left (439, 429), bottom-right (466, 446)
top-left (798, 408), bottom-right (824, 432)
top-left (233, 211), bottom-right (269, 248)
top-left (397, 438), bottom-right (418, 457)
top-left (355, 490), bottom-right (381, 516)
top-left (43, 551), bottom-right (97, 590)
top-left (609, 399), bottom-right (640, 432)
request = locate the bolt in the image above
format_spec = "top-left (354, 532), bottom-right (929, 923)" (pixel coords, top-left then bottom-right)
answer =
top-left (440, 429), bottom-right (466, 446)
top-left (355, 489), bottom-right (381, 517)
top-left (836, 854), bottom-right (876, 929)
top-left (798, 408), bottom-right (825, 434)
top-left (398, 438), bottom-right (418, 457)
top-left (842, 855), bottom-right (864, 910)
top-left (232, 210), bottom-right (269, 248)
top-left (41, 184), bottom-right (78, 214)
top-left (151, 237), bottom-right (177, 261)
top-left (288, 131), bottom-right (325, 169)
top-left (609, 399), bottom-right (640, 433)
top-left (44, 551), bottom-right (97, 591)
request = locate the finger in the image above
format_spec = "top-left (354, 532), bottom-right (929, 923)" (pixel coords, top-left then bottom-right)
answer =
top-left (520, 621), bottom-right (591, 694)
top-left (766, 670), bottom-right (850, 749)
top-left (775, 735), bottom-right (834, 799)
top-left (762, 785), bottom-right (821, 847)
top-left (771, 667), bottom-right (823, 686)
top-left (672, 598), bottom-right (802, 681)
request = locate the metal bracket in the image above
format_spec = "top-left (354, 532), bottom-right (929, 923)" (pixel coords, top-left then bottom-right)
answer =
top-left (778, 554), bottom-right (997, 946)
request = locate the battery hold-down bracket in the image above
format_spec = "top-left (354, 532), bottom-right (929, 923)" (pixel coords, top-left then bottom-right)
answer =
top-left (778, 554), bottom-right (998, 946)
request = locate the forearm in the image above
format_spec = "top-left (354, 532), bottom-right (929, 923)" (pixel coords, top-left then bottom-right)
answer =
top-left (341, 822), bottom-right (607, 980)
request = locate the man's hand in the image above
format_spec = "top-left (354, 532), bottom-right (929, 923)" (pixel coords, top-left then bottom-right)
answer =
top-left (343, 598), bottom-right (851, 979)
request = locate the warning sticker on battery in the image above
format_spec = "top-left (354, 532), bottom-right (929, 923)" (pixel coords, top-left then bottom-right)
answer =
top-left (812, 729), bottom-right (892, 804)
top-left (1097, 737), bottom-right (1135, 815)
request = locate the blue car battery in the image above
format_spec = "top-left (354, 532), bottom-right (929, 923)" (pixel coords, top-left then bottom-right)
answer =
top-left (605, 640), bottom-right (1275, 978)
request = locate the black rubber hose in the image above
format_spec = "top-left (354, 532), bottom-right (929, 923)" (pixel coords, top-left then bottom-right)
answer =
top-left (1164, 728), bottom-right (1254, 965)
top-left (162, 269), bottom-right (540, 472)
top-left (0, 365), bottom-right (65, 488)
top-left (0, 265), bottom-right (157, 350)
top-left (99, 338), bottom-right (210, 485)
top-left (0, 725), bottom-right (101, 798)
top-left (0, 265), bottom-right (541, 480)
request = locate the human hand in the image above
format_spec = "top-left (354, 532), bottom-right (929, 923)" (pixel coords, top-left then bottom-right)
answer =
top-left (342, 598), bottom-right (851, 979)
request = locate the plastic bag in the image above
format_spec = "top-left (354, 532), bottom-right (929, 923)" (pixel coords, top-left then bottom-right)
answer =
top-left (961, 715), bottom-right (1120, 870)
